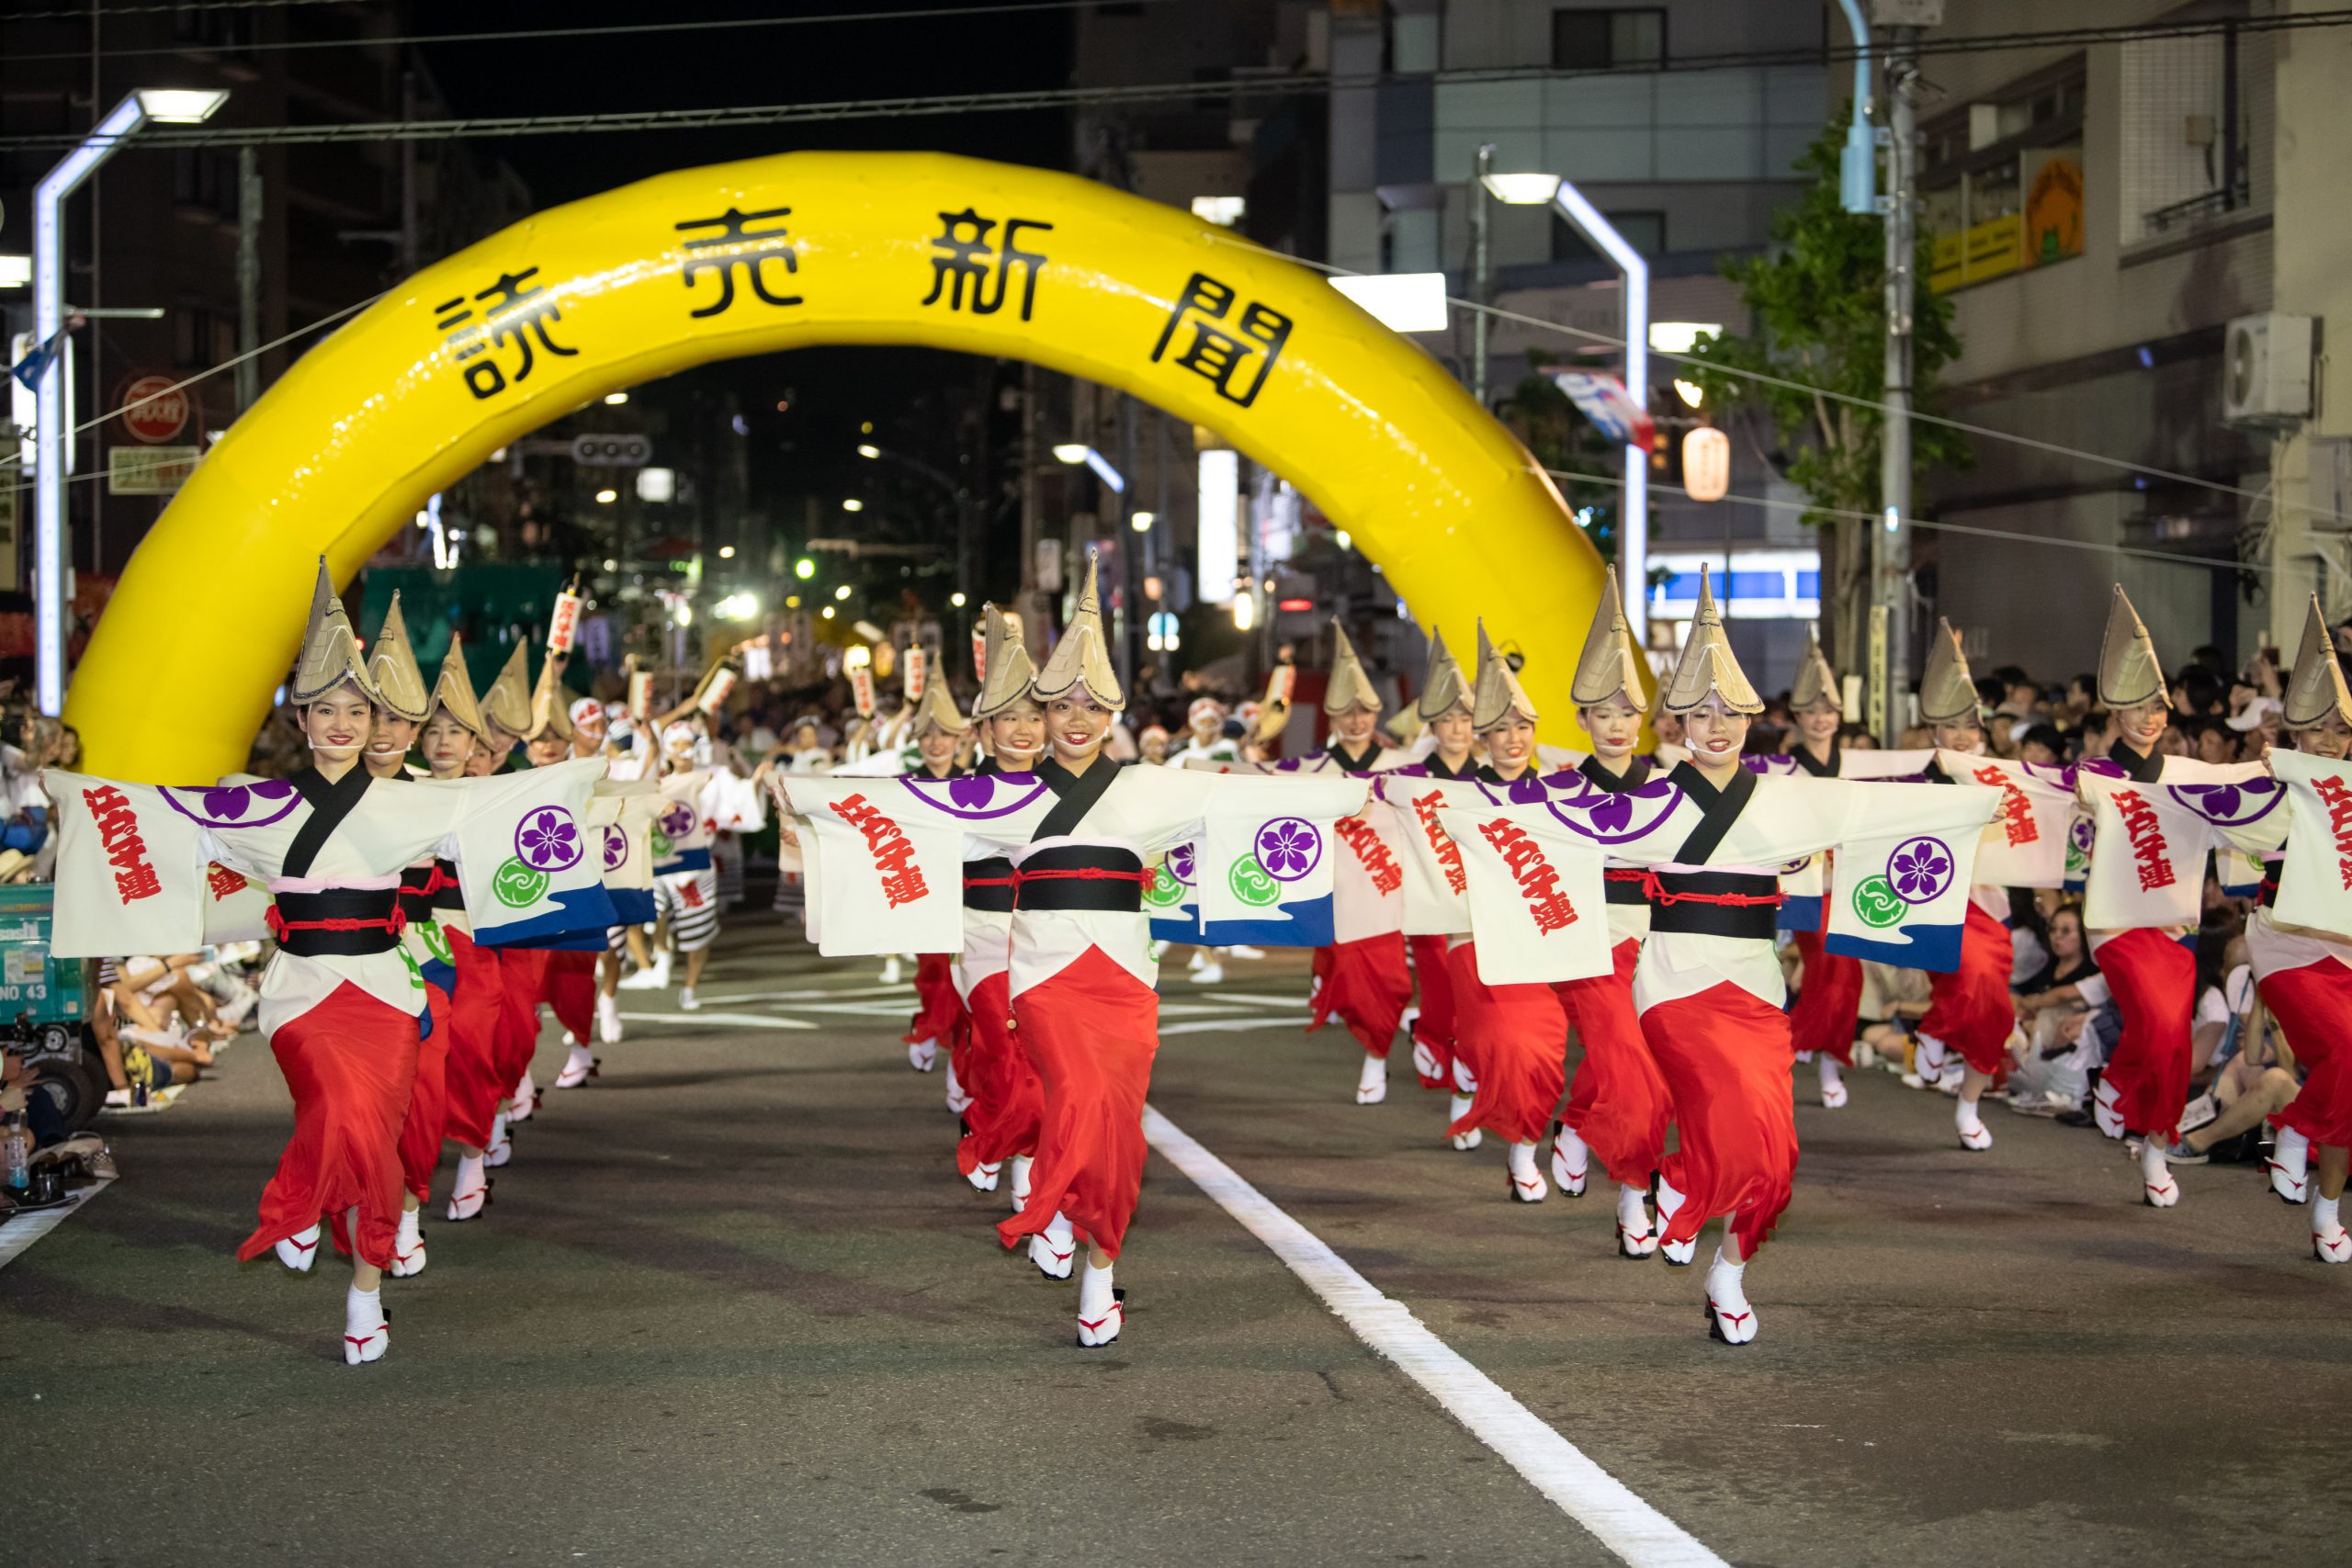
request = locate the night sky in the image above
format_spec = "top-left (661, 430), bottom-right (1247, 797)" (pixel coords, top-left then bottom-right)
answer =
top-left (411, 0), bottom-right (1078, 591)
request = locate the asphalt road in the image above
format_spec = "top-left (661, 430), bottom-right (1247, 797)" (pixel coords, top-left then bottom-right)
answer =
top-left (6, 917), bottom-right (2348, 1567)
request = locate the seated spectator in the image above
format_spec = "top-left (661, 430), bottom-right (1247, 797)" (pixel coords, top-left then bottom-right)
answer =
top-left (2165, 944), bottom-right (2300, 1165)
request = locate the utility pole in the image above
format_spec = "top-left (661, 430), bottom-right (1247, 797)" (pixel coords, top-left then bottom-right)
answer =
top-left (1470, 142), bottom-right (1493, 408)
top-left (1019, 362), bottom-right (1043, 635)
top-left (1875, 25), bottom-right (1919, 744)
top-left (235, 145), bottom-right (262, 412)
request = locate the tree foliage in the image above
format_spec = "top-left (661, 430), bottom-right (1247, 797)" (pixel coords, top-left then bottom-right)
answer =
top-left (1680, 118), bottom-right (1970, 667)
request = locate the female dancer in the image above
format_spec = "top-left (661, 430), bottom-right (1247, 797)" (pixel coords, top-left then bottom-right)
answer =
top-left (1544, 576), bottom-right (1670, 1254)
top-left (1571, 570), bottom-right (1996, 1340)
top-left (356, 595), bottom-right (447, 1276)
top-left (1913, 620), bottom-right (2021, 1152)
top-left (1444, 624), bottom-right (1575, 1201)
top-left (423, 637), bottom-right (507, 1222)
top-left (780, 556), bottom-right (1363, 1345)
top-left (47, 564), bottom-right (605, 1361)
top-left (2079, 588), bottom-right (2201, 1206)
top-left (2245, 596), bottom-right (2352, 1258)
top-left (954, 605), bottom-right (1046, 1203)
top-left (1302, 623), bottom-right (1415, 1105)
top-left (1401, 630), bottom-right (1479, 1139)
top-left (902, 680), bottom-right (976, 1095)
top-left (1781, 633), bottom-right (1866, 1110)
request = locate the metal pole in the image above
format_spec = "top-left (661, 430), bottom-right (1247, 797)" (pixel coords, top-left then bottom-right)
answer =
top-left (235, 144), bottom-right (262, 412)
top-left (1471, 141), bottom-right (1493, 407)
top-left (1019, 362), bottom-right (1042, 634)
top-left (33, 95), bottom-right (148, 716)
top-left (1876, 28), bottom-right (1918, 744)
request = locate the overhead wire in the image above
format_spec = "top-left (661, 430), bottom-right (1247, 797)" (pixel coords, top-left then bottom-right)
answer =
top-left (3, 8), bottom-right (2348, 144)
top-left (6, 0), bottom-right (1181, 57)
top-left (1540, 466), bottom-right (2266, 578)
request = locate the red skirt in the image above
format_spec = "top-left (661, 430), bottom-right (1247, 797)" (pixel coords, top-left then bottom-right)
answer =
top-left (1787, 928), bottom-right (1864, 1066)
top-left (238, 982), bottom-right (421, 1270)
top-left (2261, 957), bottom-right (2352, 1148)
top-left (397, 978), bottom-right (454, 1203)
top-left (441, 928), bottom-right (509, 1150)
top-left (540, 949), bottom-right (598, 1044)
top-left (1919, 904), bottom-right (2017, 1077)
top-left (1555, 938), bottom-right (1670, 1185)
top-left (1643, 983), bottom-right (1798, 1257)
top-left (908, 950), bottom-right (963, 1061)
top-left (496, 947), bottom-right (550, 1088)
top-left (2097, 928), bottom-right (2198, 1142)
top-left (1408, 934), bottom-right (1456, 1089)
top-left (998, 948), bottom-right (1159, 1261)
top-left (1446, 941), bottom-right (1567, 1146)
top-left (1306, 931), bottom-right (1412, 1059)
top-left (957, 970), bottom-right (1044, 1172)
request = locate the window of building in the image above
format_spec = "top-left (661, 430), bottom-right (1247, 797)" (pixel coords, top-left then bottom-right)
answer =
top-left (2118, 19), bottom-right (2267, 246)
top-left (1552, 210), bottom-right (1664, 265)
top-left (1921, 60), bottom-right (2086, 291)
top-left (1551, 8), bottom-right (1666, 72)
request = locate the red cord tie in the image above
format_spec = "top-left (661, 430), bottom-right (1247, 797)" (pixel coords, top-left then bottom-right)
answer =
top-left (963, 874), bottom-right (1019, 888)
top-left (1012, 866), bottom-right (1157, 887)
top-left (1641, 874), bottom-right (1782, 909)
top-left (266, 905), bottom-right (409, 942)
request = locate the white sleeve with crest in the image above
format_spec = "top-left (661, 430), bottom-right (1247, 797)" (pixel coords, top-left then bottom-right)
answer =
top-left (1190, 773), bottom-right (1368, 933)
top-left (2254, 750), bottom-right (2352, 938)
top-left (1932, 752), bottom-right (2076, 889)
top-left (440, 759), bottom-right (615, 946)
top-left (1372, 773), bottom-right (1482, 936)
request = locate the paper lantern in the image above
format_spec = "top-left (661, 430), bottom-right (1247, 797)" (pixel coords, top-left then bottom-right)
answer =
top-left (1682, 427), bottom-right (1730, 503)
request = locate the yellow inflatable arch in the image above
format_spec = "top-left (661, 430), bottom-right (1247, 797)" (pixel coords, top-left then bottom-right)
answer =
top-left (67, 151), bottom-right (1608, 782)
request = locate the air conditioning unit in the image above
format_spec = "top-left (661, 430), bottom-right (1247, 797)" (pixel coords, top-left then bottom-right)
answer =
top-left (2222, 312), bottom-right (2314, 426)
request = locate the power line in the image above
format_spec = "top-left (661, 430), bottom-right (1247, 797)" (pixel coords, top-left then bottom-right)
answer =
top-left (1541, 467), bottom-right (2267, 579)
top-left (4, 0), bottom-right (355, 21)
top-left (0, 290), bottom-right (384, 486)
top-left (1227, 233), bottom-right (2351, 530)
top-left (4, 9), bottom-right (2348, 147)
top-left (6, 0), bottom-right (1174, 56)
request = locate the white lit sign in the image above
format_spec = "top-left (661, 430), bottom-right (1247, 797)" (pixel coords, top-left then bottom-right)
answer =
top-left (1328, 273), bottom-right (1449, 334)
top-left (1197, 448), bottom-right (1238, 604)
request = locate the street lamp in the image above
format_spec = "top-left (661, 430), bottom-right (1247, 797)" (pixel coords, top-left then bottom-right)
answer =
top-left (1052, 443), bottom-right (1125, 494)
top-left (1479, 169), bottom-right (1649, 619)
top-left (33, 86), bottom-right (229, 716)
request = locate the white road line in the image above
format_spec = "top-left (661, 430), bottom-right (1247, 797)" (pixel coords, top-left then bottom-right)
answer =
top-left (1156, 1015), bottom-right (1314, 1037)
top-left (1141, 1107), bottom-right (1726, 1568)
top-left (616, 1010), bottom-right (818, 1030)
top-left (0, 1177), bottom-right (114, 1272)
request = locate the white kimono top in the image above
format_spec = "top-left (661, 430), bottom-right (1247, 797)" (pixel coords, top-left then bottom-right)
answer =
top-left (46, 758), bottom-right (609, 1037)
top-left (777, 761), bottom-right (1365, 997)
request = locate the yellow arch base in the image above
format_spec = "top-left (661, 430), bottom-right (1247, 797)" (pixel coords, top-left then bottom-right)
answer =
top-left (68, 152), bottom-right (1607, 782)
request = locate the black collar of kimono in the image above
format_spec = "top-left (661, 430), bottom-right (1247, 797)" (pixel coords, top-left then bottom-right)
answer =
top-left (1326, 740), bottom-right (1380, 774)
top-left (1035, 755), bottom-right (1122, 841)
top-left (918, 761), bottom-right (967, 780)
top-left (284, 764), bottom-right (375, 880)
top-left (1577, 754), bottom-right (1653, 793)
top-left (1422, 753), bottom-right (1475, 781)
top-left (1922, 755), bottom-right (1953, 784)
top-left (2108, 739), bottom-right (2165, 784)
top-left (1476, 763), bottom-right (1536, 786)
top-left (975, 757), bottom-right (1003, 777)
top-left (1668, 759), bottom-right (1755, 864)
top-left (1792, 743), bottom-right (1839, 779)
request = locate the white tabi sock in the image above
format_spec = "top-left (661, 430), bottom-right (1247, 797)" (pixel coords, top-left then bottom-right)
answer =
top-left (1617, 1182), bottom-right (1654, 1240)
top-left (345, 1285), bottom-right (389, 1366)
top-left (2271, 1125), bottom-right (2312, 1201)
top-left (1704, 1247), bottom-right (1757, 1343)
top-left (2140, 1139), bottom-right (2177, 1206)
top-left (2317, 1194), bottom-right (2342, 1232)
top-left (1506, 1140), bottom-right (1546, 1201)
top-left (486, 1110), bottom-right (513, 1166)
top-left (1076, 1258), bottom-right (1122, 1346)
top-left (1008, 1154), bottom-right (1034, 1213)
top-left (447, 1154), bottom-right (490, 1220)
